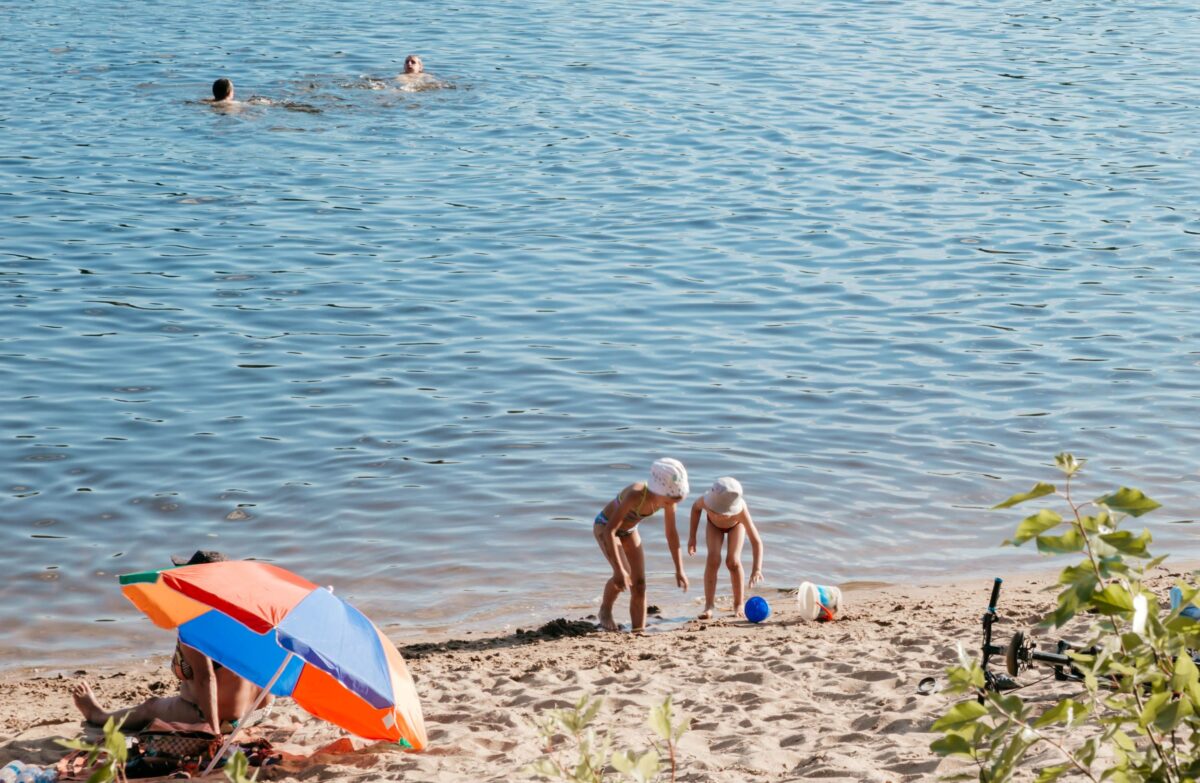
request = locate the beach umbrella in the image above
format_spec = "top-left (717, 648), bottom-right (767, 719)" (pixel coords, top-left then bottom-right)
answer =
top-left (118, 560), bottom-right (427, 767)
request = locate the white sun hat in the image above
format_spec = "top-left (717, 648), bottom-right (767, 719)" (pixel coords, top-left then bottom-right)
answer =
top-left (649, 458), bottom-right (689, 499)
top-left (704, 476), bottom-right (745, 516)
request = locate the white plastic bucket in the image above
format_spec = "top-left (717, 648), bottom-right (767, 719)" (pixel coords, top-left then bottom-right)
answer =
top-left (797, 581), bottom-right (843, 621)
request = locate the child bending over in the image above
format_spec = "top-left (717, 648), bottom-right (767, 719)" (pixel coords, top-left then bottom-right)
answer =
top-left (687, 477), bottom-right (764, 619)
top-left (592, 458), bottom-right (690, 631)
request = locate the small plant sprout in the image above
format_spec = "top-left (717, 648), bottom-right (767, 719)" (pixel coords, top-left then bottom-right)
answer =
top-left (527, 694), bottom-right (690, 783)
top-left (223, 750), bottom-right (259, 783)
top-left (56, 715), bottom-right (129, 783)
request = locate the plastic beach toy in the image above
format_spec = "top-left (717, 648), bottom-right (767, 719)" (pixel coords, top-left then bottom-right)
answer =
top-left (744, 596), bottom-right (770, 623)
top-left (797, 581), bottom-right (843, 621)
top-left (1170, 587), bottom-right (1200, 621)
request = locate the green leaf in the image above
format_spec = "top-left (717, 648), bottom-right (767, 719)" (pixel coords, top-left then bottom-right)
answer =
top-left (1033, 698), bottom-right (1086, 728)
top-left (1096, 488), bottom-right (1161, 518)
top-left (1075, 737), bottom-right (1099, 768)
top-left (1139, 691), bottom-right (1170, 727)
top-left (1041, 575), bottom-right (1096, 629)
top-left (1010, 510), bottom-right (1063, 545)
top-left (1091, 584), bottom-right (1135, 615)
top-left (994, 482), bottom-right (1056, 509)
top-left (635, 749), bottom-right (660, 780)
top-left (930, 733), bottom-right (974, 758)
top-left (1034, 763), bottom-right (1071, 783)
top-left (931, 700), bottom-right (988, 732)
top-left (1036, 527), bottom-right (1084, 554)
top-left (1153, 695), bottom-right (1193, 733)
top-left (1054, 453), bottom-right (1085, 476)
top-left (648, 698), bottom-right (672, 741)
top-left (525, 758), bottom-right (560, 779)
top-left (1173, 651), bottom-right (1199, 693)
top-left (611, 750), bottom-right (635, 774)
top-left (1099, 529), bottom-right (1152, 557)
top-left (580, 696), bottom-right (602, 729)
top-left (86, 765), bottom-right (114, 783)
top-left (223, 750), bottom-right (259, 783)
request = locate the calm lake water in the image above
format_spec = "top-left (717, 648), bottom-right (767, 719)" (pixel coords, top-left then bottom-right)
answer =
top-left (2, 0), bottom-right (1199, 668)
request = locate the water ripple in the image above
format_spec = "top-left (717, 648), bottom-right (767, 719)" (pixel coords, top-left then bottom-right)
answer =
top-left (2, 0), bottom-right (1199, 667)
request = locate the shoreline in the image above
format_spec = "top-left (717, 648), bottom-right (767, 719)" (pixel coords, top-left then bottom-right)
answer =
top-left (0, 543), bottom-right (1138, 676)
top-left (5, 562), bottom-right (1198, 781)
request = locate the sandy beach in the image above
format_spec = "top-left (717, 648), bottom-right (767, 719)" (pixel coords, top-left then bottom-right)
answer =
top-left (1, 564), bottom-right (1192, 782)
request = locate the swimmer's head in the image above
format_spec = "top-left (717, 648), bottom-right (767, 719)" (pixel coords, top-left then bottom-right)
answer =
top-left (212, 78), bottom-right (234, 101)
top-left (403, 54), bottom-right (423, 74)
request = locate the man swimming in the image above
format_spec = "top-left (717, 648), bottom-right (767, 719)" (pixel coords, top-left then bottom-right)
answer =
top-left (395, 54), bottom-right (445, 91)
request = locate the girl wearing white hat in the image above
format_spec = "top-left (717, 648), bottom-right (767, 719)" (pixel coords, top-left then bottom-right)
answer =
top-left (592, 458), bottom-right (691, 632)
top-left (687, 477), bottom-right (765, 620)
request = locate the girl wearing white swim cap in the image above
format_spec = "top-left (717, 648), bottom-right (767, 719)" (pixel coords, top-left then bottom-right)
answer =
top-left (687, 477), bottom-right (765, 620)
top-left (592, 458), bottom-right (690, 632)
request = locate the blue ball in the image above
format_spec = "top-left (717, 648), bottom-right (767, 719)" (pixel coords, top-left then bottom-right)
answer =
top-left (745, 596), bottom-right (770, 623)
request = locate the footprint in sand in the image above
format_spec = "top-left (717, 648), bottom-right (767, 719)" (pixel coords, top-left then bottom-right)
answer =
top-left (884, 758), bottom-right (943, 775)
top-left (850, 713), bottom-right (880, 731)
top-left (848, 669), bottom-right (899, 682)
top-left (780, 733), bottom-right (808, 748)
top-left (723, 670), bottom-right (768, 686)
top-left (879, 717), bottom-right (917, 734)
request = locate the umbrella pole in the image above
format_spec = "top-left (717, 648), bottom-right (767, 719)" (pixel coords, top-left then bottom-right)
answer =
top-left (202, 652), bottom-right (295, 777)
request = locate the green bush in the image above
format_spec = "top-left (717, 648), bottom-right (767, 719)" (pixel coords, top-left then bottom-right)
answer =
top-left (527, 694), bottom-right (690, 783)
top-left (928, 453), bottom-right (1200, 782)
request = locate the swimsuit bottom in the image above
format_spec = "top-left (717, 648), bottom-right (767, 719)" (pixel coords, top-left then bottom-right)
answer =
top-left (594, 513), bottom-right (635, 538)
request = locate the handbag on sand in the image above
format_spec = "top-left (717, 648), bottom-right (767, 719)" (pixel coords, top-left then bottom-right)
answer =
top-left (125, 720), bottom-right (223, 778)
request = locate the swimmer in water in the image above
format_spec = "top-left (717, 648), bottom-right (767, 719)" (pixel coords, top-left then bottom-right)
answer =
top-left (203, 77), bottom-right (243, 111)
top-left (210, 78), bottom-right (234, 103)
top-left (396, 54), bottom-right (444, 91)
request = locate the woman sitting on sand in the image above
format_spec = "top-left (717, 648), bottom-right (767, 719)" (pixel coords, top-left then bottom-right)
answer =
top-left (592, 459), bottom-right (691, 632)
top-left (70, 551), bottom-right (271, 734)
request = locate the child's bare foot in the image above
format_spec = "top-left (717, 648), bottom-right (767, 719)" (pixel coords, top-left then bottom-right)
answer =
top-left (697, 606), bottom-right (715, 620)
top-left (598, 607), bottom-right (619, 632)
top-left (71, 681), bottom-right (108, 725)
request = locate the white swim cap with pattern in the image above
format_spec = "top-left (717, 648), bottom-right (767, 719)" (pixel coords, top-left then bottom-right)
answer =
top-left (649, 458), bottom-right (689, 499)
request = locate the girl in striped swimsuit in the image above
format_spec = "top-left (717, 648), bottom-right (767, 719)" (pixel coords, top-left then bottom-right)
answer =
top-left (592, 458), bottom-right (690, 631)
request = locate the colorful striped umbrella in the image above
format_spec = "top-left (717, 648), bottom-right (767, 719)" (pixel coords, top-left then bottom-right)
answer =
top-left (119, 560), bottom-right (427, 764)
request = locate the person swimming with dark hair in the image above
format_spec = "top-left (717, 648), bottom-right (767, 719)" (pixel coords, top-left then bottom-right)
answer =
top-left (211, 78), bottom-right (234, 102)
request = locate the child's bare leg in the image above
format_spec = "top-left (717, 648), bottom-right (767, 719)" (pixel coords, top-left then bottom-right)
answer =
top-left (622, 532), bottom-right (647, 632)
top-left (599, 577), bottom-right (622, 631)
top-left (699, 523), bottom-right (724, 619)
top-left (726, 524), bottom-right (747, 616)
top-left (594, 525), bottom-right (629, 631)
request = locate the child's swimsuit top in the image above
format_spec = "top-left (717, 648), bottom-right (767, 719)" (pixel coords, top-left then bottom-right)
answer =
top-left (612, 484), bottom-right (654, 524)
